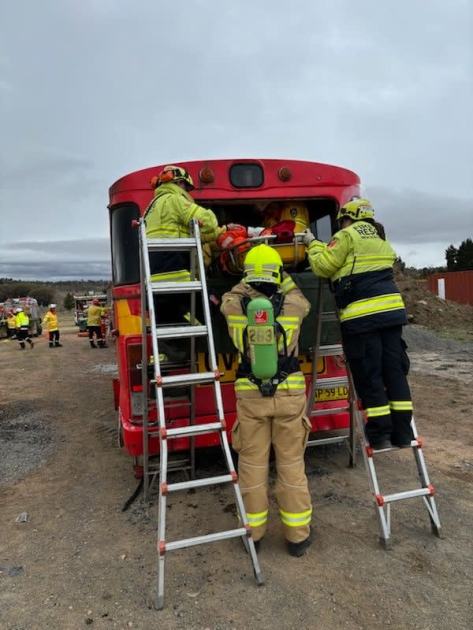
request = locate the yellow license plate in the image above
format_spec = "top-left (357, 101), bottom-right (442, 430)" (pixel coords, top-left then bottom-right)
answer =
top-left (316, 386), bottom-right (348, 402)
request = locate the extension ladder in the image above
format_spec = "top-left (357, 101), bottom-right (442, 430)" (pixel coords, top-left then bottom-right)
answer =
top-left (136, 219), bottom-right (263, 610)
top-left (308, 279), bottom-right (442, 547)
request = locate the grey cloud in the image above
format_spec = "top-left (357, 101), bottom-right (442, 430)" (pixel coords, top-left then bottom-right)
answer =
top-left (0, 261), bottom-right (110, 281)
top-left (0, 0), bottom-right (472, 274)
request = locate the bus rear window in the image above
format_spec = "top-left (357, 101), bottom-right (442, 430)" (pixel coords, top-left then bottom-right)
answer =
top-left (229, 164), bottom-right (264, 188)
top-left (110, 203), bottom-right (140, 285)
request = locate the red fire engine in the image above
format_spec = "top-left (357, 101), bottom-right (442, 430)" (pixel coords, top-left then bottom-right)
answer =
top-left (108, 159), bottom-right (360, 474)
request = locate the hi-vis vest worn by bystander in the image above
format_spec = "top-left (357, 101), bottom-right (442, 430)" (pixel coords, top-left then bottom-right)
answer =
top-left (221, 274), bottom-right (310, 398)
top-left (144, 182), bottom-right (220, 283)
top-left (42, 311), bottom-right (59, 332)
top-left (307, 221), bottom-right (407, 334)
top-left (15, 312), bottom-right (29, 328)
top-left (87, 305), bottom-right (105, 327)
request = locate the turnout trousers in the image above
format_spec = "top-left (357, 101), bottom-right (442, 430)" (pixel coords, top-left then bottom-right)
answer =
top-left (232, 392), bottom-right (312, 543)
top-left (342, 325), bottom-right (414, 445)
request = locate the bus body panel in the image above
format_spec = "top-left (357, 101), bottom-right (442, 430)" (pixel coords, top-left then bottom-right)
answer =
top-left (109, 159), bottom-right (360, 463)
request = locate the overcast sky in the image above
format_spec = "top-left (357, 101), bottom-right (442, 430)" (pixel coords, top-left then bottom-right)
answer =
top-left (1, 0), bottom-right (472, 279)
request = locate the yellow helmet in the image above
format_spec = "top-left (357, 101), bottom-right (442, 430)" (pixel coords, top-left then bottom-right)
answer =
top-left (280, 202), bottom-right (309, 232)
top-left (152, 165), bottom-right (195, 190)
top-left (243, 244), bottom-right (283, 285)
top-left (337, 197), bottom-right (374, 222)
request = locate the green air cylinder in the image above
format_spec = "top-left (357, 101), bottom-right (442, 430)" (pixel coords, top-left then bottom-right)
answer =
top-left (246, 297), bottom-right (278, 380)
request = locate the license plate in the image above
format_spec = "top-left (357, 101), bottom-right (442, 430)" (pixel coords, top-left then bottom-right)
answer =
top-left (316, 386), bottom-right (348, 401)
top-left (247, 325), bottom-right (274, 345)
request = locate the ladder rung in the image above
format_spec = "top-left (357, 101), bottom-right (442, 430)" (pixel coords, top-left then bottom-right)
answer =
top-left (147, 238), bottom-right (197, 251)
top-left (159, 371), bottom-right (216, 388)
top-left (315, 376), bottom-right (349, 389)
top-left (166, 474), bottom-right (234, 493)
top-left (165, 528), bottom-right (247, 552)
top-left (320, 311), bottom-right (338, 322)
top-left (381, 487), bottom-right (433, 504)
top-left (318, 344), bottom-right (344, 356)
top-left (307, 436), bottom-right (348, 447)
top-left (151, 280), bottom-right (202, 294)
top-left (166, 422), bottom-right (223, 438)
top-left (311, 405), bottom-right (349, 417)
top-left (156, 325), bottom-right (207, 340)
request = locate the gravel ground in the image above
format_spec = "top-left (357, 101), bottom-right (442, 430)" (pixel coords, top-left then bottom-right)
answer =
top-left (0, 401), bottom-right (56, 486)
top-left (1, 322), bottom-right (472, 629)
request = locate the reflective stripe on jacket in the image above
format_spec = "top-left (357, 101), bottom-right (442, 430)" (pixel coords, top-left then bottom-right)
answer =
top-left (307, 221), bottom-right (407, 334)
top-left (42, 311), bottom-right (59, 332)
top-left (221, 275), bottom-right (310, 398)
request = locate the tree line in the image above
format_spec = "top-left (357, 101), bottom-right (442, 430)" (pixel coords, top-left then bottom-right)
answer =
top-left (445, 239), bottom-right (473, 272)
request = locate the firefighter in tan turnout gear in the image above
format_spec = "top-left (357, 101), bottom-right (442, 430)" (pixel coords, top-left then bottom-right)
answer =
top-left (303, 197), bottom-right (413, 450)
top-left (221, 244), bottom-right (313, 557)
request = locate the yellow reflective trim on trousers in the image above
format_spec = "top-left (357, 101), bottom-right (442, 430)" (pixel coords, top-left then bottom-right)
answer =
top-left (389, 400), bottom-right (413, 411)
top-left (279, 507), bottom-right (312, 527)
top-left (366, 405), bottom-right (391, 418)
top-left (339, 293), bottom-right (405, 322)
top-left (150, 270), bottom-right (191, 282)
top-left (246, 510), bottom-right (268, 527)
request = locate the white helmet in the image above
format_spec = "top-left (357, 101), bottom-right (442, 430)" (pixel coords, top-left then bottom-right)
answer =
top-left (50, 304), bottom-right (57, 309)
top-left (15, 307), bottom-right (23, 313)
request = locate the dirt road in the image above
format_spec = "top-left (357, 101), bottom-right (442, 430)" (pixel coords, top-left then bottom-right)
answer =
top-left (1, 321), bottom-right (472, 629)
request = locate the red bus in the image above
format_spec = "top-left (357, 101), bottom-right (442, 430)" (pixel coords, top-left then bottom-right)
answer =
top-left (108, 159), bottom-right (360, 475)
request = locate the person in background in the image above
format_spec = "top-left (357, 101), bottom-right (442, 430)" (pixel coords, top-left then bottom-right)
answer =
top-left (42, 304), bottom-right (62, 348)
top-left (303, 197), bottom-right (413, 450)
top-left (87, 298), bottom-right (107, 348)
top-left (7, 310), bottom-right (17, 339)
top-left (15, 307), bottom-right (34, 350)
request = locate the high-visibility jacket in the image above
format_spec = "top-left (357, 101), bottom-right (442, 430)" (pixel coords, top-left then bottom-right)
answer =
top-left (221, 274), bottom-right (310, 398)
top-left (42, 310), bottom-right (59, 332)
top-left (145, 182), bottom-right (221, 282)
top-left (15, 312), bottom-right (29, 328)
top-left (87, 305), bottom-right (106, 326)
top-left (307, 220), bottom-right (407, 334)
top-left (7, 315), bottom-right (16, 330)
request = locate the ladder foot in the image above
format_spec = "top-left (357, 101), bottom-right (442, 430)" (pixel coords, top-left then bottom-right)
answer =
top-left (378, 536), bottom-right (392, 550)
top-left (430, 521), bottom-right (443, 538)
top-left (255, 570), bottom-right (265, 586)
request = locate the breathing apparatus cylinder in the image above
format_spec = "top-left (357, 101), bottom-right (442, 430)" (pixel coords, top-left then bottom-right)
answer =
top-left (246, 297), bottom-right (278, 380)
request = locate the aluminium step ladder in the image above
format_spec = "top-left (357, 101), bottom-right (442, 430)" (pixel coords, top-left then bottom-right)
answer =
top-left (136, 218), bottom-right (263, 610)
top-left (350, 373), bottom-right (442, 548)
top-left (308, 279), bottom-right (442, 547)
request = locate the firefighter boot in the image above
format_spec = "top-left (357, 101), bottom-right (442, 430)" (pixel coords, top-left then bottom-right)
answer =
top-left (49, 342), bottom-right (54, 348)
top-left (28, 339), bottom-right (34, 349)
top-left (287, 528), bottom-right (313, 557)
top-left (55, 342), bottom-right (63, 347)
top-left (90, 340), bottom-right (97, 348)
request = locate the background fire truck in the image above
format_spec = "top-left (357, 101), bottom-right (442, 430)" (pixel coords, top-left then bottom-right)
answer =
top-left (0, 297), bottom-right (42, 338)
top-left (108, 159), bottom-right (360, 475)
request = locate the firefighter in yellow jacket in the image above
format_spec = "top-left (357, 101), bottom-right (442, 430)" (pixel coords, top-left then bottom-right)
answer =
top-left (221, 244), bottom-right (313, 556)
top-left (15, 307), bottom-right (34, 350)
top-left (145, 165), bottom-right (223, 359)
top-left (87, 299), bottom-right (107, 348)
top-left (303, 197), bottom-right (413, 450)
top-left (42, 304), bottom-right (62, 348)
